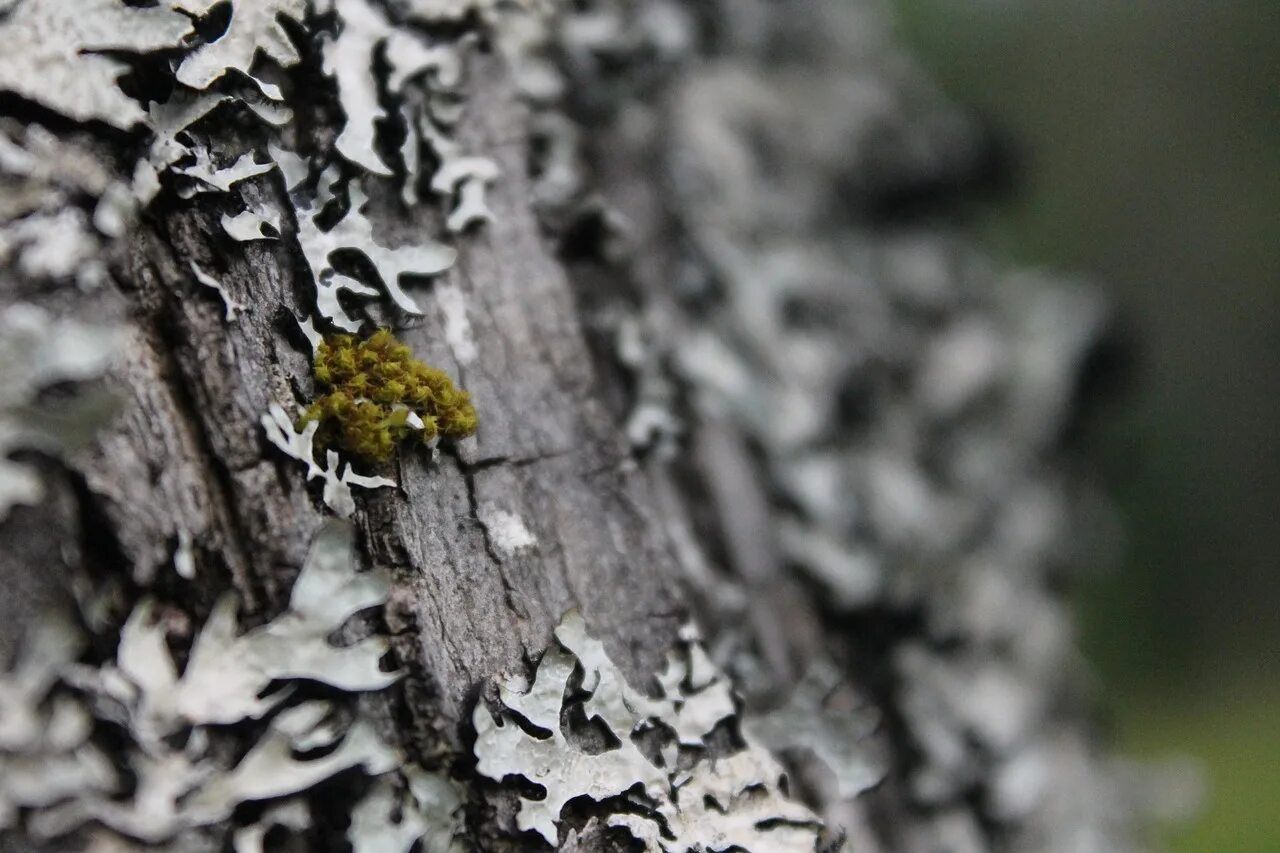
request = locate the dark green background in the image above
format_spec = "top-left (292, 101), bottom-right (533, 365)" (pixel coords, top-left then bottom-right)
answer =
top-left (890, 1), bottom-right (1280, 849)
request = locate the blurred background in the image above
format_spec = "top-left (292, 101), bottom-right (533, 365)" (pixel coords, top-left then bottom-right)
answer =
top-left (887, 1), bottom-right (1279, 849)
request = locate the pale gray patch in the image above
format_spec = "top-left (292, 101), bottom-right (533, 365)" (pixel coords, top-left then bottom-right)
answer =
top-left (173, 528), bottom-right (197, 579)
top-left (93, 182), bottom-right (134, 239)
top-left (190, 262), bottom-right (247, 322)
top-left (324, 0), bottom-right (462, 176)
top-left (295, 314), bottom-right (324, 353)
top-left (184, 707), bottom-right (400, 824)
top-left (0, 304), bottom-right (124, 520)
top-left (240, 91), bottom-right (295, 127)
top-left (433, 282), bottom-right (477, 365)
top-left (34, 523), bottom-right (404, 841)
top-left (136, 92), bottom-right (231, 204)
top-left (267, 142), bottom-right (310, 193)
top-left (612, 750), bottom-right (822, 853)
top-left (0, 0), bottom-right (192, 128)
top-left (0, 612), bottom-right (116, 829)
top-left (777, 519), bottom-right (881, 608)
top-left (398, 0), bottom-right (491, 23)
top-left (615, 315), bottom-right (681, 457)
top-left (348, 766), bottom-right (466, 853)
top-left (0, 123), bottom-right (115, 209)
top-left (0, 124), bottom-right (122, 288)
top-left (400, 107), bottom-right (422, 206)
top-left (896, 643), bottom-right (1045, 804)
top-left (311, 274), bottom-right (376, 332)
top-left (474, 640), bottom-right (667, 846)
top-left (527, 111), bottom-right (582, 209)
top-left (323, 0), bottom-right (396, 176)
top-left (30, 742), bottom-right (212, 842)
top-left (4, 208), bottom-right (102, 283)
top-left (220, 206), bottom-right (281, 242)
top-left (743, 662), bottom-right (883, 800)
top-left (231, 799), bottom-right (309, 853)
top-left (431, 153), bottom-right (499, 233)
top-left (293, 183), bottom-right (456, 330)
top-left (476, 505), bottom-right (535, 556)
top-left (34, 704), bottom-right (398, 842)
top-left (176, 149), bottom-right (275, 199)
top-left (900, 809), bottom-right (986, 853)
top-left (261, 401), bottom-right (324, 480)
top-left (175, 0), bottom-right (308, 99)
top-left (474, 611), bottom-right (823, 847)
top-left (349, 779), bottom-right (425, 853)
top-left (326, 451), bottom-right (397, 516)
top-left (260, 402), bottom-right (397, 516)
top-left (0, 123), bottom-right (132, 290)
top-left (915, 318), bottom-right (1007, 418)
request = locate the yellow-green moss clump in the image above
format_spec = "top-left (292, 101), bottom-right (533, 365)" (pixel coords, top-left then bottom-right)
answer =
top-left (301, 330), bottom-right (477, 461)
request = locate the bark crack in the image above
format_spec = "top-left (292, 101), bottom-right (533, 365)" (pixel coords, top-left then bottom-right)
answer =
top-left (128, 237), bottom-right (267, 611)
top-left (452, 450), bottom-right (530, 621)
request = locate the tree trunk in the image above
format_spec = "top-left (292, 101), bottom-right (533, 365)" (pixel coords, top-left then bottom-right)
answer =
top-left (0, 1), bottom-right (1164, 851)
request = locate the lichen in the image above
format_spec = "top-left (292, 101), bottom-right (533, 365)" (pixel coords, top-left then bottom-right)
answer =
top-left (473, 612), bottom-right (825, 849)
top-left (289, 180), bottom-right (457, 331)
top-left (174, 0), bottom-right (308, 99)
top-left (261, 401), bottom-right (396, 517)
top-left (0, 0), bottom-right (192, 128)
top-left (0, 611), bottom-right (115, 831)
top-left (302, 330), bottom-right (477, 462)
top-left (0, 304), bottom-right (124, 520)
top-left (19, 521), bottom-right (418, 846)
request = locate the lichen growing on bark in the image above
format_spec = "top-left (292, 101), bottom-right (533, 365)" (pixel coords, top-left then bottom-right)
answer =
top-left (302, 330), bottom-right (477, 461)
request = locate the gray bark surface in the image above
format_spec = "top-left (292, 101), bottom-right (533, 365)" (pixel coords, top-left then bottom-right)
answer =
top-left (0, 1), bottom-right (1163, 851)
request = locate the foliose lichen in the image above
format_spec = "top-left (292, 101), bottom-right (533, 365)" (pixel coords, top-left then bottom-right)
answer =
top-left (473, 612), bottom-right (832, 850)
top-left (302, 330), bottom-right (477, 461)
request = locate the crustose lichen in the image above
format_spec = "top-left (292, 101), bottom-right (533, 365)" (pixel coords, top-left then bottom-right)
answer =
top-left (302, 330), bottom-right (477, 461)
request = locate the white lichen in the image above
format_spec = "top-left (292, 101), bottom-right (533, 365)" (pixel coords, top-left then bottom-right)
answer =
top-left (292, 183), bottom-right (456, 331)
top-left (0, 0), bottom-right (192, 128)
top-left (221, 206), bottom-right (281, 242)
top-left (295, 314), bottom-right (324, 353)
top-left (261, 401), bottom-right (397, 516)
top-left (175, 0), bottom-right (308, 99)
top-left (85, 520), bottom-right (398, 742)
top-left (1, 209), bottom-right (103, 283)
top-left (473, 612), bottom-right (823, 849)
top-left (434, 282), bottom-right (478, 366)
top-left (0, 303), bottom-right (124, 520)
top-left (424, 134), bottom-right (500, 233)
top-left (473, 634), bottom-right (667, 845)
top-left (0, 121), bottom-right (131, 287)
top-left (615, 314), bottom-right (681, 457)
top-left (0, 612), bottom-right (115, 830)
top-left (612, 750), bottom-right (822, 853)
top-left (743, 662), bottom-right (883, 801)
top-left (348, 766), bottom-right (467, 853)
top-left (231, 799), bottom-right (309, 853)
top-left (30, 522), bottom-right (407, 844)
top-left (173, 528), bottom-right (197, 579)
top-left (190, 262), bottom-right (246, 322)
top-left (135, 91), bottom-right (231, 203)
top-left (175, 149), bottom-right (275, 199)
top-left (477, 505), bottom-right (536, 556)
top-left (185, 704), bottom-right (400, 823)
top-left (324, 0), bottom-right (461, 176)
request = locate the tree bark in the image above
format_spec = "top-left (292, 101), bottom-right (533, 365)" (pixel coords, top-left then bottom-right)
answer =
top-left (0, 1), bottom-right (1160, 851)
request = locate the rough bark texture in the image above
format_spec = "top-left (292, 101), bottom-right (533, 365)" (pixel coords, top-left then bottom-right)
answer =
top-left (0, 1), bottom-right (1169, 851)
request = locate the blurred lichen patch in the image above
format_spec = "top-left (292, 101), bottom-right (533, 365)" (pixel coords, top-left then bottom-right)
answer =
top-left (302, 330), bottom-right (477, 461)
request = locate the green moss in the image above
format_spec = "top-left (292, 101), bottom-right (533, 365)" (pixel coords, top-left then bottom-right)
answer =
top-left (301, 330), bottom-right (477, 462)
